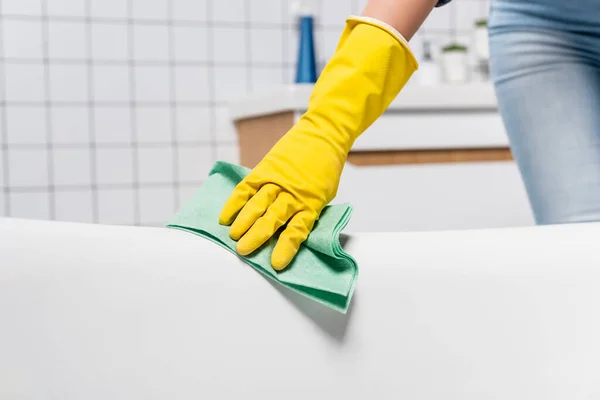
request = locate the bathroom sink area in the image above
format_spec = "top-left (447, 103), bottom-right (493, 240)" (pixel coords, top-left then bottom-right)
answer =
top-left (229, 82), bottom-right (507, 152)
top-left (228, 83), bottom-right (534, 232)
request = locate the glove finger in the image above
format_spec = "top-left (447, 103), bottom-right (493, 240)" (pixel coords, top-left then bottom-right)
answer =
top-left (271, 210), bottom-right (317, 271)
top-left (219, 180), bottom-right (260, 226)
top-left (229, 183), bottom-right (281, 241)
top-left (236, 192), bottom-right (298, 256)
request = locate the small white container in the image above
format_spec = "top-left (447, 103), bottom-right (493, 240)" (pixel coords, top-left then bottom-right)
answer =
top-left (473, 19), bottom-right (489, 61)
top-left (441, 44), bottom-right (468, 84)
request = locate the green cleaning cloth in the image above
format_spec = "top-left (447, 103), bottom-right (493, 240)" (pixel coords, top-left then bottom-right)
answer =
top-left (166, 161), bottom-right (358, 313)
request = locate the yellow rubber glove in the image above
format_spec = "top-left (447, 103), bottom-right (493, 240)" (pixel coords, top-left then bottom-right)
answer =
top-left (219, 16), bottom-right (418, 270)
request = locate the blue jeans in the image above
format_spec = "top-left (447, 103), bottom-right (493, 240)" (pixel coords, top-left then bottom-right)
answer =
top-left (488, 0), bottom-right (600, 224)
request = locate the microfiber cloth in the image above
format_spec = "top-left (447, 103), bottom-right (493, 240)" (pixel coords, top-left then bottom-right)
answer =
top-left (166, 161), bottom-right (358, 313)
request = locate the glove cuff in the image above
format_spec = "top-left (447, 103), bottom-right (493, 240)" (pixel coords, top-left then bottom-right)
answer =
top-left (345, 15), bottom-right (418, 70)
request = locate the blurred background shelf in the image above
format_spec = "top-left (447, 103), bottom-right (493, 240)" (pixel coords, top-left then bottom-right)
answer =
top-left (229, 83), bottom-right (532, 232)
top-left (229, 82), bottom-right (498, 121)
top-left (229, 82), bottom-right (510, 169)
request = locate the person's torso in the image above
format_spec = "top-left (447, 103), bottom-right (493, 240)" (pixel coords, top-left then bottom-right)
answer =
top-left (489, 0), bottom-right (600, 34)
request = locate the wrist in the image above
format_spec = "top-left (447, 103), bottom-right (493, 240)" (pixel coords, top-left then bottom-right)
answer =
top-left (292, 112), bottom-right (355, 157)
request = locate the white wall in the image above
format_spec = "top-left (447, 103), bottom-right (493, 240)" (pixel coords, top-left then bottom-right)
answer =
top-left (0, 0), bottom-right (491, 226)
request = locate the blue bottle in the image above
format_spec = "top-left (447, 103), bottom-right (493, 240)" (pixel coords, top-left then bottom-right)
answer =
top-left (295, 15), bottom-right (318, 84)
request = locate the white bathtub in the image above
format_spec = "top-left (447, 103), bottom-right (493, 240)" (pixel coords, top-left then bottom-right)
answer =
top-left (1, 217), bottom-right (600, 399)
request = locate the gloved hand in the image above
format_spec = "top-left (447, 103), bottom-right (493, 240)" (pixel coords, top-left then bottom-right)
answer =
top-left (219, 16), bottom-right (418, 270)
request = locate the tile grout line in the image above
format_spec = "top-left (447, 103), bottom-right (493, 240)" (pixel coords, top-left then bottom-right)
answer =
top-left (450, 0), bottom-right (457, 40)
top-left (167, 0), bottom-right (180, 209)
top-left (40, 0), bottom-right (56, 220)
top-left (84, 0), bottom-right (99, 222)
top-left (3, 141), bottom-right (231, 149)
top-left (281, 1), bottom-right (288, 84)
top-left (206, 0), bottom-right (217, 163)
top-left (0, 13), bottom-right (300, 28)
top-left (126, 0), bottom-right (141, 225)
top-left (0, 58), bottom-right (299, 68)
top-left (0, 0), bottom-right (11, 216)
top-left (244, 0), bottom-right (253, 94)
top-left (9, 181), bottom-right (204, 193)
top-left (0, 100), bottom-right (220, 107)
top-left (0, 10), bottom-right (484, 32)
top-left (316, 0), bottom-right (324, 74)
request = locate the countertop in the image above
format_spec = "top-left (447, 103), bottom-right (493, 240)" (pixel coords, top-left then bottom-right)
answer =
top-left (229, 82), bottom-right (498, 121)
top-left (229, 82), bottom-right (509, 151)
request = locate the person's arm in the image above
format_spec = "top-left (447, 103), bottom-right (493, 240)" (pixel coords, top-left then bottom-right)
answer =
top-left (362, 0), bottom-right (439, 40)
top-left (220, 0), bottom-right (442, 270)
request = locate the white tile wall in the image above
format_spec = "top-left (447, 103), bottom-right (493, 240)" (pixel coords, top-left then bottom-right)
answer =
top-left (3, 20), bottom-right (44, 59)
top-left (248, 0), bottom-right (284, 24)
top-left (177, 184), bottom-right (198, 208)
top-left (50, 64), bottom-right (89, 102)
top-left (175, 106), bottom-right (211, 143)
top-left (211, 0), bottom-right (245, 23)
top-left (48, 21), bottom-right (87, 59)
top-left (213, 66), bottom-right (247, 102)
top-left (10, 192), bottom-right (51, 219)
top-left (135, 66), bottom-right (170, 102)
top-left (54, 190), bottom-right (94, 222)
top-left (97, 188), bottom-right (136, 224)
top-left (52, 106), bottom-right (90, 144)
top-left (213, 27), bottom-right (247, 63)
top-left (95, 148), bottom-right (134, 185)
top-left (137, 147), bottom-right (173, 184)
top-left (1, 0), bottom-right (43, 15)
top-left (214, 106), bottom-right (237, 143)
top-left (4, 64), bottom-right (46, 102)
top-left (93, 65), bottom-right (130, 102)
top-left (176, 146), bottom-right (213, 183)
top-left (321, 0), bottom-right (353, 26)
top-left (5, 106), bottom-right (47, 144)
top-left (0, 0), bottom-right (489, 225)
top-left (250, 67), bottom-right (285, 95)
top-left (250, 28), bottom-right (283, 64)
top-left (215, 143), bottom-right (239, 165)
top-left (172, 0), bottom-right (207, 22)
top-left (47, 0), bottom-right (86, 17)
top-left (8, 149), bottom-right (49, 187)
top-left (89, 0), bottom-right (128, 19)
top-left (138, 186), bottom-right (174, 224)
top-left (173, 26), bottom-right (209, 62)
top-left (135, 107), bottom-right (172, 143)
top-left (173, 66), bottom-right (210, 102)
top-left (321, 29), bottom-right (342, 61)
top-left (93, 107), bottom-right (132, 144)
top-left (131, 0), bottom-right (168, 20)
top-left (91, 24), bottom-right (129, 61)
top-left (52, 148), bottom-right (92, 186)
top-left (133, 25), bottom-right (170, 61)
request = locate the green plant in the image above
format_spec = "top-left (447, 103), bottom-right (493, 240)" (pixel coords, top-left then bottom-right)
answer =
top-left (475, 18), bottom-right (488, 28)
top-left (442, 43), bottom-right (468, 52)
